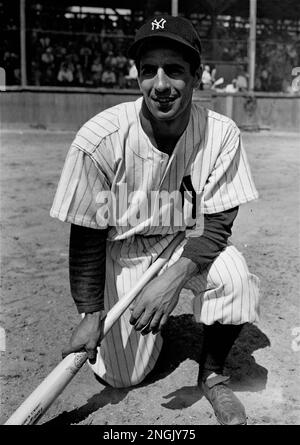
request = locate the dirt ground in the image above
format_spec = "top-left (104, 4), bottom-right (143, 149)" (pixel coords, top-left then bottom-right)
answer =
top-left (0, 128), bottom-right (299, 426)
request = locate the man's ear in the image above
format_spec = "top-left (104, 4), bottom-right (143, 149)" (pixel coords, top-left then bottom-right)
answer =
top-left (193, 64), bottom-right (203, 89)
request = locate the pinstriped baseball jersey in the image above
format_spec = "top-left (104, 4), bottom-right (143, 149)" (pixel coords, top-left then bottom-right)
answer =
top-left (50, 97), bottom-right (258, 237)
top-left (50, 97), bottom-right (260, 387)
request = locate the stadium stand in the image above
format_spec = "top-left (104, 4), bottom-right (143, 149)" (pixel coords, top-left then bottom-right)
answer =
top-left (0, 1), bottom-right (299, 91)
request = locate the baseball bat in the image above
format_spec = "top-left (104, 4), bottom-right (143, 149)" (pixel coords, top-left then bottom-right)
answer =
top-left (4, 232), bottom-right (185, 425)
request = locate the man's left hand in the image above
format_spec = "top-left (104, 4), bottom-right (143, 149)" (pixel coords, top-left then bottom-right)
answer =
top-left (129, 257), bottom-right (198, 335)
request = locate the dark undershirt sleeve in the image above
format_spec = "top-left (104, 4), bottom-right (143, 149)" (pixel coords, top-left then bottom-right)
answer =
top-left (181, 207), bottom-right (239, 271)
top-left (69, 224), bottom-right (108, 314)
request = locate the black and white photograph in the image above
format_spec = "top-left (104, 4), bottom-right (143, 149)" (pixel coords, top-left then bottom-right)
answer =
top-left (0, 0), bottom-right (299, 428)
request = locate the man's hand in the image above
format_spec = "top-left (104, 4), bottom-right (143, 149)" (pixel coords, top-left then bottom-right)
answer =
top-left (129, 257), bottom-right (198, 335)
top-left (62, 310), bottom-right (103, 364)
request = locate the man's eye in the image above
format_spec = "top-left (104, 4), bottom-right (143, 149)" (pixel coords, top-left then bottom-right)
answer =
top-left (141, 66), bottom-right (156, 76)
top-left (166, 66), bottom-right (183, 76)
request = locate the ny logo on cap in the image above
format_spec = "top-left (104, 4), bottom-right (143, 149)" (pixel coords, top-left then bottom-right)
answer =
top-left (151, 18), bottom-right (166, 30)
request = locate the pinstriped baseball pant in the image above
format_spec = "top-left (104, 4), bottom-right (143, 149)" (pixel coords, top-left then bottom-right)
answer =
top-left (88, 234), bottom-right (260, 388)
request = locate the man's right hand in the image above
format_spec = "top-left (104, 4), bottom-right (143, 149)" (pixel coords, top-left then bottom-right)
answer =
top-left (62, 310), bottom-right (103, 364)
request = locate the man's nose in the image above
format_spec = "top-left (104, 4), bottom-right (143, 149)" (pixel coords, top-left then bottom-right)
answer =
top-left (154, 68), bottom-right (171, 93)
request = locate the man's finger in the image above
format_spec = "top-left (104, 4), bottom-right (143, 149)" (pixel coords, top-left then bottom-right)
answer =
top-left (134, 310), bottom-right (154, 331)
top-left (157, 314), bottom-right (169, 332)
top-left (61, 343), bottom-right (85, 359)
top-left (149, 310), bottom-right (164, 334)
top-left (129, 305), bottom-right (145, 326)
top-left (140, 318), bottom-right (154, 336)
top-left (129, 287), bottom-right (151, 324)
top-left (86, 347), bottom-right (97, 365)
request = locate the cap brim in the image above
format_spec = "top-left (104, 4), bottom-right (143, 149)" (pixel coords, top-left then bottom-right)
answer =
top-left (128, 33), bottom-right (201, 64)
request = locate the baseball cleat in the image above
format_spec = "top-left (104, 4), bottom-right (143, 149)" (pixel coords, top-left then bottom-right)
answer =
top-left (202, 381), bottom-right (247, 425)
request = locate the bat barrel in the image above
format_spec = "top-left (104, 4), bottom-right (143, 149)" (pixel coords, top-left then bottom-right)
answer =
top-left (4, 352), bottom-right (87, 425)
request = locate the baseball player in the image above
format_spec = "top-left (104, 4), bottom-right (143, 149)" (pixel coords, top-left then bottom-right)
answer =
top-left (50, 15), bottom-right (260, 425)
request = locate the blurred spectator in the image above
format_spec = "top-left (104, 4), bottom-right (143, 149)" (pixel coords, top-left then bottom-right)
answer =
top-left (54, 45), bottom-right (67, 72)
top-left (41, 47), bottom-right (54, 66)
top-left (44, 66), bottom-right (55, 85)
top-left (101, 66), bottom-right (117, 88)
top-left (39, 36), bottom-right (51, 49)
top-left (211, 65), bottom-right (217, 84)
top-left (115, 51), bottom-right (128, 88)
top-left (80, 43), bottom-right (92, 77)
top-left (91, 56), bottom-right (103, 86)
top-left (225, 79), bottom-right (238, 93)
top-left (40, 47), bottom-right (55, 84)
top-left (259, 69), bottom-right (271, 92)
top-left (236, 70), bottom-right (248, 92)
top-left (13, 66), bottom-right (21, 84)
top-left (222, 47), bottom-right (231, 61)
top-left (30, 60), bottom-right (42, 85)
top-left (125, 60), bottom-right (138, 89)
top-left (74, 63), bottom-right (84, 86)
top-left (3, 51), bottom-right (20, 84)
top-left (286, 42), bottom-right (298, 64)
top-left (211, 77), bottom-right (225, 91)
top-left (104, 51), bottom-right (117, 70)
top-left (201, 65), bottom-right (212, 89)
top-left (65, 54), bottom-right (75, 72)
top-left (102, 39), bottom-right (114, 57)
top-left (57, 62), bottom-right (74, 85)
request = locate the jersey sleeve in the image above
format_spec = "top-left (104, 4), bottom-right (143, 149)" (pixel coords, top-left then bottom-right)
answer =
top-left (50, 144), bottom-right (111, 229)
top-left (200, 124), bottom-right (258, 214)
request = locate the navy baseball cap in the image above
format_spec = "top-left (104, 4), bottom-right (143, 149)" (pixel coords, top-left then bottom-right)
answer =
top-left (128, 15), bottom-right (202, 67)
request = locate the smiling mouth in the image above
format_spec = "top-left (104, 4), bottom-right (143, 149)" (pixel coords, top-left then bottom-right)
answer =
top-left (153, 97), bottom-right (177, 105)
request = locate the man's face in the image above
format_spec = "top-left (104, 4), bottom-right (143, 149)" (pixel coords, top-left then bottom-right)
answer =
top-left (138, 45), bottom-right (200, 122)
